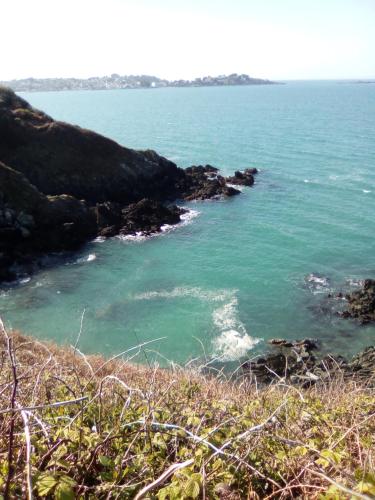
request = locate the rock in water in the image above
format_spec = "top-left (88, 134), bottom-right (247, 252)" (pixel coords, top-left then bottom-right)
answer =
top-left (119, 199), bottom-right (185, 236)
top-left (179, 165), bottom-right (241, 200)
top-left (340, 279), bottom-right (375, 324)
top-left (225, 168), bottom-right (258, 186)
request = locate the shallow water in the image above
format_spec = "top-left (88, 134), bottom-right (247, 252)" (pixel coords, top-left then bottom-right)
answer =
top-left (1, 82), bottom-right (375, 363)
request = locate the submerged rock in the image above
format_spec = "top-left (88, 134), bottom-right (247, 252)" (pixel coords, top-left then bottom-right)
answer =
top-left (269, 338), bottom-right (319, 351)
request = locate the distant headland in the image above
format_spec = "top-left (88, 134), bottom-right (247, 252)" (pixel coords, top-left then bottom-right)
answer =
top-left (0, 73), bottom-right (278, 92)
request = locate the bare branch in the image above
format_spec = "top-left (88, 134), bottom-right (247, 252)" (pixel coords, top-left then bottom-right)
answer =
top-left (134, 458), bottom-right (194, 500)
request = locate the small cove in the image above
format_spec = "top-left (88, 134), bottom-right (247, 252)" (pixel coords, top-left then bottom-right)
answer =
top-left (1, 82), bottom-right (375, 364)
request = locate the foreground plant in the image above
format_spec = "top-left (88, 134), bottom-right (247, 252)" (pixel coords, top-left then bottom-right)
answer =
top-left (0, 320), bottom-right (374, 499)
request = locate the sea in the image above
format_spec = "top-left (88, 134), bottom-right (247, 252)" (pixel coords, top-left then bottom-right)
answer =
top-left (1, 81), bottom-right (375, 365)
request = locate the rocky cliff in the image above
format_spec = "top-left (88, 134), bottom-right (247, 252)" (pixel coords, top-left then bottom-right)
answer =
top-left (0, 87), bottom-right (257, 282)
top-left (0, 87), bottom-right (185, 203)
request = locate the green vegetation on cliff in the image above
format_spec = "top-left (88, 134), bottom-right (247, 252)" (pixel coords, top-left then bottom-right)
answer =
top-left (0, 324), bottom-right (374, 499)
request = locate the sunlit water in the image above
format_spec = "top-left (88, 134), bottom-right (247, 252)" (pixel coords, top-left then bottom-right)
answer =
top-left (1, 82), bottom-right (375, 364)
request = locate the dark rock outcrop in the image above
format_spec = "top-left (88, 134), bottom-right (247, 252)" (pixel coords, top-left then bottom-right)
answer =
top-left (242, 338), bottom-right (375, 387)
top-left (177, 165), bottom-right (241, 200)
top-left (119, 199), bottom-right (185, 236)
top-left (0, 87), bottom-right (258, 282)
top-left (0, 161), bottom-right (97, 280)
top-left (225, 168), bottom-right (258, 187)
top-left (0, 88), bottom-right (183, 204)
top-left (339, 279), bottom-right (375, 324)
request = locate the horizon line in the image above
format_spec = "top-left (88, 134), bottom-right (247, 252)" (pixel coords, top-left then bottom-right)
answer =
top-left (1, 74), bottom-right (375, 83)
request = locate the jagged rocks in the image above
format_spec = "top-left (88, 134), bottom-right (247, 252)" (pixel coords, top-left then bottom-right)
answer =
top-left (242, 338), bottom-right (319, 385)
top-left (0, 161), bottom-right (97, 281)
top-left (339, 279), bottom-right (375, 324)
top-left (177, 165), bottom-right (240, 200)
top-left (0, 87), bottom-right (260, 283)
top-left (119, 199), bottom-right (185, 236)
top-left (242, 338), bottom-right (375, 387)
top-left (225, 168), bottom-right (258, 186)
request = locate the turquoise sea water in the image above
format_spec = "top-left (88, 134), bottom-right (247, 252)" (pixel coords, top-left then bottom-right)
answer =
top-left (1, 82), bottom-right (375, 364)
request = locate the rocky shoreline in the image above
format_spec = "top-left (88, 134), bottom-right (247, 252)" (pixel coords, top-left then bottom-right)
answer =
top-left (242, 338), bottom-right (375, 387)
top-left (333, 279), bottom-right (375, 324)
top-left (0, 87), bottom-right (258, 283)
top-left (241, 278), bottom-right (375, 386)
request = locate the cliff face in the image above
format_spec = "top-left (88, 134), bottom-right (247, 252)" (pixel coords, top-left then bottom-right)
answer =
top-left (0, 87), bottom-right (190, 280)
top-left (0, 161), bottom-right (97, 280)
top-left (0, 87), bottom-right (183, 203)
top-left (0, 87), bottom-right (252, 282)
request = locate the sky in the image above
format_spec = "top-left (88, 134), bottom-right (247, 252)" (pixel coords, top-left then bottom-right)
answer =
top-left (1, 0), bottom-right (374, 81)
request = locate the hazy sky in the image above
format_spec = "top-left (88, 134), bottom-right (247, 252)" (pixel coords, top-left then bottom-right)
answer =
top-left (2, 0), bottom-right (374, 81)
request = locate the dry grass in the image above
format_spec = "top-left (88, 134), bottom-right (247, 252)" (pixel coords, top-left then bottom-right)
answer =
top-left (0, 322), bottom-right (374, 499)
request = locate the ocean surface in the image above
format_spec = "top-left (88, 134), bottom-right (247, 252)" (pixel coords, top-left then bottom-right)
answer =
top-left (1, 82), bottom-right (375, 365)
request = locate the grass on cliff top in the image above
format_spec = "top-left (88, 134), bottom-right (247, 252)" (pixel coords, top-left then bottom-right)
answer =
top-left (0, 320), bottom-right (374, 500)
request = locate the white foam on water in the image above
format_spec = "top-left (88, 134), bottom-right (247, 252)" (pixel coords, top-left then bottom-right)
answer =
top-left (346, 278), bottom-right (364, 287)
top-left (306, 273), bottom-right (329, 286)
top-left (305, 273), bottom-right (331, 294)
top-left (76, 253), bottom-right (97, 264)
top-left (227, 183), bottom-right (244, 192)
top-left (212, 298), bottom-right (241, 331)
top-left (133, 285), bottom-right (260, 361)
top-left (213, 329), bottom-right (260, 362)
top-left (179, 208), bottom-right (200, 224)
top-left (160, 208), bottom-right (201, 233)
top-left (118, 231), bottom-right (148, 242)
top-left (93, 236), bottom-right (106, 243)
top-left (118, 208), bottom-right (200, 242)
top-left (19, 277), bottom-right (31, 285)
top-left (212, 297), bottom-right (260, 361)
top-left (363, 189), bottom-right (371, 194)
top-left (133, 286), bottom-right (235, 303)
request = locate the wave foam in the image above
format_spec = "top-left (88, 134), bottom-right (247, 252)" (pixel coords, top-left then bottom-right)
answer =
top-left (346, 278), bottom-right (364, 287)
top-left (118, 208), bottom-right (200, 242)
top-left (76, 253), bottom-right (97, 264)
top-left (133, 286), bottom-right (260, 361)
top-left (305, 273), bottom-right (331, 294)
top-left (134, 286), bottom-right (235, 303)
top-left (212, 297), bottom-right (260, 361)
top-left (213, 329), bottom-right (260, 361)
top-left (93, 236), bottom-right (106, 243)
top-left (226, 183), bottom-right (244, 192)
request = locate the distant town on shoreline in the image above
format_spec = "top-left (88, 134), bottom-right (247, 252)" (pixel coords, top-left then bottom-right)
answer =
top-left (0, 73), bottom-right (278, 92)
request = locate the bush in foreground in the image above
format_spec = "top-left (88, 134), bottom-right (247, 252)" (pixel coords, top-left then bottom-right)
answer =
top-left (0, 323), bottom-right (374, 499)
